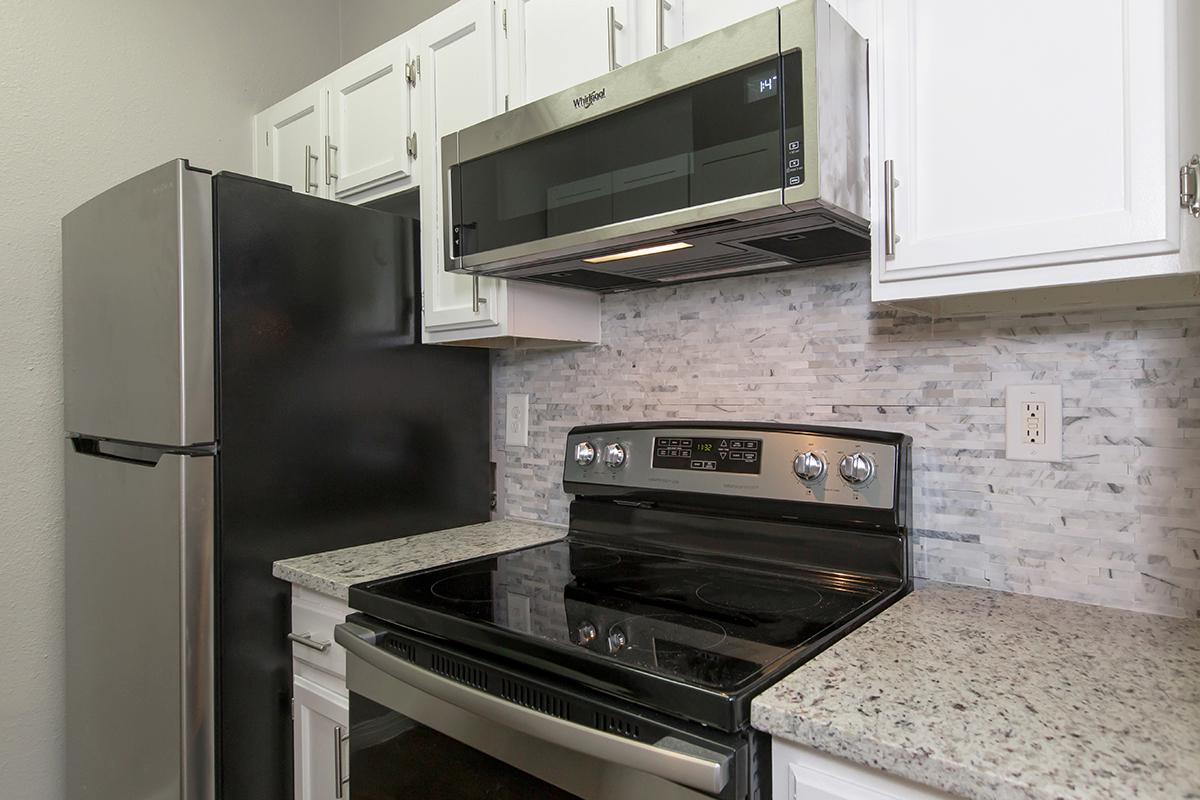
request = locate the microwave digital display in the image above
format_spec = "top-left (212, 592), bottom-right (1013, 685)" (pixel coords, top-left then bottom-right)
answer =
top-left (653, 436), bottom-right (762, 475)
top-left (746, 66), bottom-right (779, 103)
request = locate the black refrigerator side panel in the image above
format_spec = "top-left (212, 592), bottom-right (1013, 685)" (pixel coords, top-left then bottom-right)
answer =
top-left (212, 173), bottom-right (491, 800)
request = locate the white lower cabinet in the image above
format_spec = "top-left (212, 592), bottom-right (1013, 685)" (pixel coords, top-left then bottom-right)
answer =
top-left (773, 739), bottom-right (957, 800)
top-left (293, 676), bottom-right (350, 800)
top-left (289, 586), bottom-right (352, 800)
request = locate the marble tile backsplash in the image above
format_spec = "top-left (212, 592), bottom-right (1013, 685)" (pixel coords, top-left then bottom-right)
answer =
top-left (491, 262), bottom-right (1200, 618)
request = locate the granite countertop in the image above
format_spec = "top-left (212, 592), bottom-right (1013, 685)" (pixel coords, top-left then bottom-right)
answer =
top-left (752, 582), bottom-right (1200, 800)
top-left (272, 518), bottom-right (566, 600)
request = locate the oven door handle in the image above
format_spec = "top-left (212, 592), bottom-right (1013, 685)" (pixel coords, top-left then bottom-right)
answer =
top-left (336, 622), bottom-right (732, 795)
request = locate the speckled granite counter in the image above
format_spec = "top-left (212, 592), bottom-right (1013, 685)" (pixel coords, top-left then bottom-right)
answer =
top-left (272, 519), bottom-right (566, 600)
top-left (752, 582), bottom-right (1200, 800)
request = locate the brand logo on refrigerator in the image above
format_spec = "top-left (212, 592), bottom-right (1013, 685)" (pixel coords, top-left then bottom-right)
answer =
top-left (572, 89), bottom-right (606, 110)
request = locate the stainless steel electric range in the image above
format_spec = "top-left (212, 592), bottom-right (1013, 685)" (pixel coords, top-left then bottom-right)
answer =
top-left (336, 422), bottom-right (912, 800)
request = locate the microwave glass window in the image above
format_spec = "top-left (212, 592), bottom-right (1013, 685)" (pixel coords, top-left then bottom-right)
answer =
top-left (452, 54), bottom-right (800, 258)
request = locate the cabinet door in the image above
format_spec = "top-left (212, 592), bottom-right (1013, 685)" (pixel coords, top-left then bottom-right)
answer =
top-left (254, 86), bottom-right (325, 196)
top-left (327, 38), bottom-right (416, 199)
top-left (675, 0), bottom-right (780, 44)
top-left (773, 739), bottom-right (956, 800)
top-left (418, 0), bottom-right (505, 331)
top-left (293, 676), bottom-right (349, 800)
top-left (874, 0), bottom-right (1176, 283)
top-left (508, 0), bottom-right (635, 105)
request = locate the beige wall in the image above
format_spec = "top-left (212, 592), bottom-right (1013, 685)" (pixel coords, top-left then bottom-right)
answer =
top-left (338, 0), bottom-right (457, 63)
top-left (0, 2), bottom-right (340, 797)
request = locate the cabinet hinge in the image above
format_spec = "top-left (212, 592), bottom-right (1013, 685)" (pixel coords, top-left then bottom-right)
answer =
top-left (1182, 155), bottom-right (1200, 219)
top-left (504, 94), bottom-right (510, 112)
top-left (404, 56), bottom-right (421, 87)
top-left (265, 130), bottom-right (270, 147)
top-left (502, 8), bottom-right (508, 36)
top-left (406, 131), bottom-right (418, 160)
top-left (420, 291), bottom-right (425, 313)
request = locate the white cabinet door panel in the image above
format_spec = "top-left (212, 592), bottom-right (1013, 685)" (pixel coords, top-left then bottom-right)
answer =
top-left (256, 87), bottom-right (324, 196)
top-left (510, 0), bottom-right (634, 105)
top-left (677, 0), bottom-right (780, 44)
top-left (327, 38), bottom-right (414, 198)
top-left (419, 0), bottom-right (504, 331)
top-left (293, 676), bottom-right (349, 800)
top-left (773, 739), bottom-right (957, 800)
top-left (877, 0), bottom-right (1175, 281)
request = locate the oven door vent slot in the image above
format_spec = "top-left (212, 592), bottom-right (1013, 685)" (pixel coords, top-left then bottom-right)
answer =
top-left (429, 652), bottom-right (488, 690)
top-left (593, 711), bottom-right (642, 741)
top-left (499, 678), bottom-right (570, 720)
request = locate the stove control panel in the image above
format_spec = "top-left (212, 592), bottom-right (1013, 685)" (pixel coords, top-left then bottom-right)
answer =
top-left (563, 426), bottom-right (900, 510)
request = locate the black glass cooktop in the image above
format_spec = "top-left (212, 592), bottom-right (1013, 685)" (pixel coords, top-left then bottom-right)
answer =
top-left (351, 536), bottom-right (895, 699)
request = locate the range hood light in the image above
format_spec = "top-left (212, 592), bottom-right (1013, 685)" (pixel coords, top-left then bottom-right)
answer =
top-left (582, 242), bottom-right (693, 264)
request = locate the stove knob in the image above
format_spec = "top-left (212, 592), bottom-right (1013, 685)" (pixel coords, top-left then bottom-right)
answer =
top-left (576, 621), bottom-right (597, 646)
top-left (838, 452), bottom-right (875, 485)
top-left (792, 452), bottom-right (826, 482)
top-left (606, 626), bottom-right (627, 654)
top-left (602, 443), bottom-right (627, 469)
top-left (574, 441), bottom-right (596, 467)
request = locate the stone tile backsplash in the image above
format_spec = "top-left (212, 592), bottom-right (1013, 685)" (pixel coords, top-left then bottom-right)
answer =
top-left (491, 262), bottom-right (1200, 618)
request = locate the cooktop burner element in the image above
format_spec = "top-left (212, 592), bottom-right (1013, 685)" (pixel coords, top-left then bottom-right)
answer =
top-left (694, 580), bottom-right (825, 615)
top-left (429, 571), bottom-right (496, 603)
top-left (349, 422), bottom-right (913, 733)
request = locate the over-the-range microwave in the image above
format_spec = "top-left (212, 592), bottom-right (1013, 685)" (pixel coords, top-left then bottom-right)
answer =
top-left (441, 0), bottom-right (868, 293)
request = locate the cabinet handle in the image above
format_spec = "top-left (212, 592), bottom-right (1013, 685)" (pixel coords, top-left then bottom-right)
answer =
top-left (304, 146), bottom-right (319, 194)
top-left (607, 7), bottom-right (624, 71)
top-left (883, 159), bottom-right (899, 257)
top-left (287, 632), bottom-right (331, 653)
top-left (472, 275), bottom-right (488, 314)
top-left (325, 135), bottom-right (339, 186)
top-left (333, 725), bottom-right (349, 798)
top-left (655, 0), bottom-right (672, 53)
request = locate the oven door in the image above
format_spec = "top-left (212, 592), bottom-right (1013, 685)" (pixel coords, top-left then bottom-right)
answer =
top-left (337, 622), bottom-right (745, 800)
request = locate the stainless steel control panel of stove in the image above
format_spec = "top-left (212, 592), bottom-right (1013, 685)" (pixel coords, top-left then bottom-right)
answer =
top-left (564, 425), bottom-right (898, 510)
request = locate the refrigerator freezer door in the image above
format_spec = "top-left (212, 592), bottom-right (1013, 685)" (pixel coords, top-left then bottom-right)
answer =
top-left (65, 441), bottom-right (215, 800)
top-left (63, 159), bottom-right (215, 446)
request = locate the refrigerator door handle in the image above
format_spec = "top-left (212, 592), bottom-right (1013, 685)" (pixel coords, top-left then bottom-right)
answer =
top-left (69, 435), bottom-right (216, 467)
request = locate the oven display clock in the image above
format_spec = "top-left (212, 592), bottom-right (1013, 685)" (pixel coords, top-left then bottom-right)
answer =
top-left (652, 436), bottom-right (762, 475)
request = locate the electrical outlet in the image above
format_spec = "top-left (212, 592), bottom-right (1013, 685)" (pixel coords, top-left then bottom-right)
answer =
top-left (1005, 385), bottom-right (1062, 462)
top-left (505, 393), bottom-right (529, 448)
top-left (1022, 402), bottom-right (1046, 445)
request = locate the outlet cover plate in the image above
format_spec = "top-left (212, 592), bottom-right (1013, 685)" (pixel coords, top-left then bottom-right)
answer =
top-left (506, 393), bottom-right (529, 448)
top-left (1005, 385), bottom-right (1062, 462)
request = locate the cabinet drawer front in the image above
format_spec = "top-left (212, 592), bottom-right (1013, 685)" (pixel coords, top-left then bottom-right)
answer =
top-left (290, 597), bottom-right (347, 678)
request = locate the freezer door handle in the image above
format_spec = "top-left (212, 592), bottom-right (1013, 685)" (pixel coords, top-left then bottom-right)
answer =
top-left (337, 622), bottom-right (731, 795)
top-left (69, 435), bottom-right (215, 466)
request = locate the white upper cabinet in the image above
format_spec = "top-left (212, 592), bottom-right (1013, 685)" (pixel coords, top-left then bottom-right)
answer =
top-left (418, 0), bottom-right (506, 332)
top-left (254, 86), bottom-right (324, 196)
top-left (672, 0), bottom-right (782, 45)
top-left (326, 37), bottom-right (417, 200)
top-left (508, 0), bottom-right (636, 105)
top-left (869, 0), bottom-right (1199, 303)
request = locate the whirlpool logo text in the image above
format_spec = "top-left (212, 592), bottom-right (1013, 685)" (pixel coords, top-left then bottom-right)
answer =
top-left (572, 88), bottom-right (606, 110)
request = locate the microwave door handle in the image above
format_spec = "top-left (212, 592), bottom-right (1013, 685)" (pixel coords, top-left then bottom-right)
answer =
top-left (336, 623), bottom-right (731, 795)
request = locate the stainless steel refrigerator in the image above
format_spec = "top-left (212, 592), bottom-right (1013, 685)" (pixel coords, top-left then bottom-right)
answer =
top-left (63, 159), bottom-right (492, 800)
